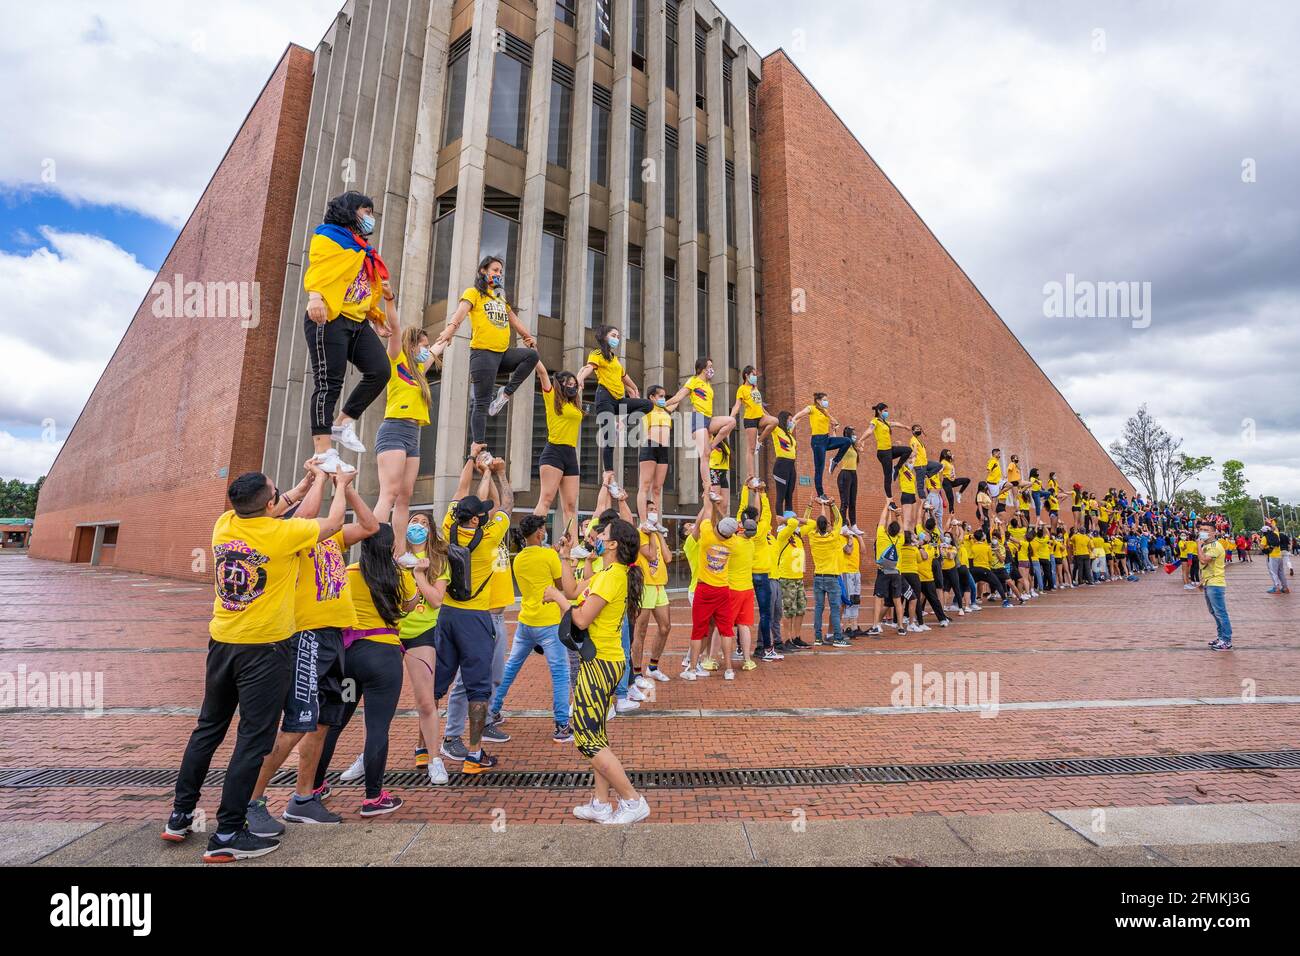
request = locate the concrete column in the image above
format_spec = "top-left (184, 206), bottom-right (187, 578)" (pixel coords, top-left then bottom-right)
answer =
top-left (431, 0), bottom-right (498, 507)
top-left (731, 43), bottom-right (757, 374)
top-left (705, 17), bottom-right (730, 415)
top-left (643, 1), bottom-right (667, 392)
top-left (90, 525), bottom-right (105, 567)
top-left (605, 0), bottom-right (634, 483)
top-left (506, 9), bottom-right (557, 493)
top-left (562, 0), bottom-right (597, 375)
top-left (674, 1), bottom-right (700, 506)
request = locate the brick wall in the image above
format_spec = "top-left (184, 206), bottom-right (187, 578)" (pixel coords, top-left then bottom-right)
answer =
top-left (31, 46), bottom-right (315, 580)
top-left (755, 50), bottom-right (1131, 570)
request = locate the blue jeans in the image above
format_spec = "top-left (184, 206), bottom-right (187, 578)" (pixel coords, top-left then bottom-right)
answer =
top-left (960, 566), bottom-right (978, 605)
top-left (1031, 490), bottom-right (1044, 515)
top-left (445, 610), bottom-right (508, 736)
top-left (811, 434), bottom-right (853, 497)
top-left (1031, 559), bottom-right (1043, 591)
top-left (490, 623), bottom-right (571, 724)
top-left (812, 574), bottom-right (842, 642)
top-left (616, 615), bottom-right (633, 699)
top-left (753, 573), bottom-right (773, 649)
top-left (1204, 585), bottom-right (1232, 643)
top-left (1048, 559), bottom-right (1058, 589)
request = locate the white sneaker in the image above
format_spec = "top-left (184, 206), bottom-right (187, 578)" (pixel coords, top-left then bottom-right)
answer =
top-left (907, 623), bottom-right (924, 633)
top-left (628, 685), bottom-right (647, 702)
top-left (655, 523), bottom-right (670, 534)
top-left (607, 705), bottom-right (617, 721)
top-left (957, 608), bottom-right (966, 616)
top-left (615, 698), bottom-right (640, 714)
top-left (487, 385), bottom-right (511, 417)
top-left (397, 553), bottom-right (420, 569)
top-left (724, 670), bottom-right (735, 680)
top-left (570, 545), bottom-right (592, 560)
top-left (313, 447), bottom-right (356, 474)
top-left (956, 492), bottom-right (963, 504)
top-left (647, 668), bottom-right (671, 683)
top-left (970, 603), bottom-right (982, 611)
top-left (938, 620), bottom-right (950, 628)
top-left (851, 524), bottom-right (863, 535)
top-left (692, 665), bottom-right (711, 678)
top-left (339, 754), bottom-right (365, 782)
top-left (917, 624), bottom-right (932, 632)
top-left (428, 758), bottom-right (449, 785)
top-left (602, 796), bottom-right (651, 825)
top-left (680, 668), bottom-right (697, 681)
top-left (634, 675), bottom-right (653, 690)
top-left (573, 799), bottom-right (614, 823)
top-left (332, 420), bottom-right (367, 453)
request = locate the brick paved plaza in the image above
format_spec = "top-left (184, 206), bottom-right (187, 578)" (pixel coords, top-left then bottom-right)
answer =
top-left (2, 551), bottom-right (1297, 853)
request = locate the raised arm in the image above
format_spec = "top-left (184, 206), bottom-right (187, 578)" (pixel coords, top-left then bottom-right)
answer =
top-left (341, 481), bottom-right (381, 547)
top-left (492, 458), bottom-right (514, 517)
top-left (535, 357), bottom-right (552, 393)
top-left (315, 472), bottom-right (353, 542)
top-left (435, 298), bottom-right (472, 346)
top-left (294, 459), bottom-right (328, 520)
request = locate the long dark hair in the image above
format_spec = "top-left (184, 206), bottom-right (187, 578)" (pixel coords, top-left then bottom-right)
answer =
top-left (474, 254), bottom-right (504, 296)
top-left (607, 519), bottom-right (644, 621)
top-left (324, 191), bottom-right (373, 228)
top-left (594, 324), bottom-right (619, 362)
top-left (359, 524), bottom-right (403, 628)
top-left (777, 410), bottom-right (792, 432)
top-left (552, 370), bottom-right (581, 417)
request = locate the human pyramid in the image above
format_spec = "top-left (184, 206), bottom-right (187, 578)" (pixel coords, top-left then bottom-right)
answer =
top-left (161, 191), bottom-right (1269, 862)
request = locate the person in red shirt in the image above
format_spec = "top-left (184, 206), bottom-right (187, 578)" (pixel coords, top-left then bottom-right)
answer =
top-left (1236, 534), bottom-right (1249, 562)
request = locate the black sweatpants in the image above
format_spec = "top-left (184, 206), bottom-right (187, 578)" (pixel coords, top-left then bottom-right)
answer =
top-left (468, 346), bottom-right (539, 446)
top-left (303, 314), bottom-right (391, 436)
top-left (837, 469), bottom-right (858, 526)
top-left (916, 579), bottom-right (948, 624)
top-left (594, 385), bottom-right (654, 473)
top-left (173, 639), bottom-right (290, 834)
top-left (877, 446), bottom-right (910, 497)
top-left (971, 566), bottom-right (1006, 602)
top-left (942, 475), bottom-right (971, 511)
top-left (316, 639), bottom-right (404, 800)
top-left (773, 457), bottom-right (797, 513)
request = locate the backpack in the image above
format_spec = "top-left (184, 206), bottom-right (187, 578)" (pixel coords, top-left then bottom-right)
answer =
top-left (446, 518), bottom-right (493, 602)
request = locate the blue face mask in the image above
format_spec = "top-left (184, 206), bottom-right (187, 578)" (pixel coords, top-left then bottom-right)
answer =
top-left (594, 539), bottom-right (606, 557)
top-left (489, 273), bottom-right (504, 291)
top-left (608, 336), bottom-right (620, 350)
top-left (358, 214), bottom-right (375, 236)
top-left (747, 374), bottom-right (757, 385)
top-left (655, 397), bottom-right (667, 408)
top-left (406, 523), bottom-right (428, 545)
top-left (416, 347), bottom-right (431, 364)
top-left (881, 410), bottom-right (889, 420)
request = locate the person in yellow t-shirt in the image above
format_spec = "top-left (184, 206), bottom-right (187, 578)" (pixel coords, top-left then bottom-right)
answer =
top-left (666, 357), bottom-right (736, 503)
top-left (986, 448), bottom-right (1004, 496)
top-left (578, 325), bottom-right (655, 483)
top-left (301, 193), bottom-right (397, 475)
top-left (1197, 530), bottom-right (1232, 649)
top-left (1006, 455), bottom-right (1022, 488)
top-left (1069, 527), bottom-right (1094, 586)
top-left (738, 484), bottom-right (781, 659)
top-left (545, 519), bottom-right (651, 823)
top-left (802, 501), bottom-right (847, 645)
top-left (840, 525), bottom-right (863, 633)
top-left (376, 326), bottom-right (435, 554)
top-left (791, 392), bottom-right (855, 505)
top-left (867, 402), bottom-right (911, 500)
top-left (730, 365), bottom-right (780, 484)
top-left (938, 449), bottom-right (971, 512)
top-left (533, 358), bottom-right (585, 538)
top-left (774, 513), bottom-right (808, 645)
top-left (432, 253), bottom-right (539, 456)
top-left (633, 502), bottom-right (674, 684)
top-left (683, 497), bottom-right (738, 676)
top-left (637, 385), bottom-right (674, 526)
top-left (770, 410), bottom-right (800, 514)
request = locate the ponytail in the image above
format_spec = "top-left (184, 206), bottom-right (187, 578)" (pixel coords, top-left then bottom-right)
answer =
top-left (608, 519), bottom-right (644, 620)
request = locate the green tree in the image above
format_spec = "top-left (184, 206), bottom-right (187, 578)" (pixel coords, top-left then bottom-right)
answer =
top-left (1215, 460), bottom-right (1250, 529)
top-left (0, 477), bottom-right (43, 519)
top-left (1173, 488), bottom-right (1208, 514)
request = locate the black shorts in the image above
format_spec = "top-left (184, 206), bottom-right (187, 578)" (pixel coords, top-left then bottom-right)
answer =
top-left (710, 468), bottom-right (730, 489)
top-left (1071, 507), bottom-right (1082, 514)
top-left (900, 492), bottom-right (916, 504)
top-left (873, 573), bottom-right (904, 601)
top-left (638, 442), bottom-right (672, 465)
top-left (282, 627), bottom-right (346, 733)
top-left (538, 442), bottom-right (579, 477)
top-left (743, 416), bottom-right (762, 429)
top-left (400, 627), bottom-right (437, 651)
top-left (1049, 509), bottom-right (1059, 516)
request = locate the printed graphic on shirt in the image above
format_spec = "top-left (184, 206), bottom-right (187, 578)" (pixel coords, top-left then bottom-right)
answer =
top-left (343, 264), bottom-right (371, 305)
top-left (311, 538), bottom-right (348, 602)
top-left (395, 362), bottom-right (419, 386)
top-left (776, 433), bottom-right (793, 454)
top-left (214, 541), bottom-right (269, 611)
top-left (705, 545), bottom-right (730, 574)
top-left (483, 296), bottom-right (509, 329)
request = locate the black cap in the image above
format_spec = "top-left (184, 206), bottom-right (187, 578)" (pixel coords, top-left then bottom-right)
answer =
top-left (453, 495), bottom-right (491, 521)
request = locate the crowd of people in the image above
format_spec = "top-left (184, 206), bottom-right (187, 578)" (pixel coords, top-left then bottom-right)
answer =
top-left (162, 191), bottom-right (1294, 862)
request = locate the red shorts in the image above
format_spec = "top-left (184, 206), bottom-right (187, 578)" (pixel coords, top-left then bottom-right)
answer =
top-left (728, 588), bottom-right (755, 628)
top-left (691, 582), bottom-right (735, 640)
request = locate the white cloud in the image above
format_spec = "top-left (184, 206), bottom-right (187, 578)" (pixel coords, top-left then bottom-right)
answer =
top-left (0, 431), bottom-right (63, 484)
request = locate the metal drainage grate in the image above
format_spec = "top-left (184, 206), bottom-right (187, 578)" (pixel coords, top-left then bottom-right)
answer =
top-left (1, 750), bottom-right (1297, 792)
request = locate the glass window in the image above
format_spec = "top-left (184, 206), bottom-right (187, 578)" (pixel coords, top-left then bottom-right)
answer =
top-left (417, 379), bottom-right (442, 476)
top-left (726, 173), bottom-right (735, 247)
top-left (596, 0), bottom-right (612, 50)
top-left (696, 271), bottom-right (708, 357)
top-left (488, 51), bottom-right (529, 150)
top-left (442, 48), bottom-right (469, 145)
top-left (665, 141), bottom-right (677, 218)
top-left (480, 210), bottom-right (520, 304)
top-left (723, 60), bottom-right (733, 127)
top-left (627, 254), bottom-right (643, 341)
top-left (696, 153), bottom-right (708, 231)
top-left (555, 1), bottom-right (576, 28)
top-left (538, 230), bottom-right (565, 320)
top-left (727, 283), bottom-right (738, 371)
top-left (547, 78), bottom-right (571, 168)
top-left (586, 247), bottom-right (606, 328)
top-left (590, 99), bottom-right (610, 187)
top-left (429, 206), bottom-right (456, 304)
top-left (579, 380), bottom-right (601, 485)
top-left (666, 11), bottom-right (677, 91)
top-left (629, 122), bottom-right (646, 204)
top-left (664, 268), bottom-right (677, 353)
top-left (632, 0), bottom-right (647, 66)
top-left (695, 43), bottom-right (706, 110)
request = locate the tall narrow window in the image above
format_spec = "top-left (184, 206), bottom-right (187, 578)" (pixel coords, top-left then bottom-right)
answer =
top-left (629, 107), bottom-right (647, 205)
top-left (695, 145), bottom-right (708, 233)
top-left (722, 53), bottom-right (733, 128)
top-left (539, 213), bottom-right (566, 320)
top-left (725, 161), bottom-right (736, 247)
top-left (590, 85), bottom-right (611, 187)
top-left (627, 245), bottom-right (643, 341)
top-left (727, 282), bottom-right (738, 371)
top-left (555, 1), bottom-right (576, 28)
top-left (480, 190), bottom-right (521, 303)
top-left (442, 33), bottom-right (471, 145)
top-left (664, 259), bottom-right (678, 354)
top-left (696, 270), bottom-right (708, 357)
top-left (548, 61), bottom-right (574, 168)
top-left (596, 0), bottom-right (612, 50)
top-left (428, 193), bottom-right (457, 304)
top-left (632, 0), bottom-right (647, 71)
top-left (666, 1), bottom-right (678, 91)
top-left (586, 229), bottom-right (607, 328)
top-left (694, 25), bottom-right (707, 110)
top-left (665, 126), bottom-right (678, 218)
top-left (488, 36), bottom-right (531, 150)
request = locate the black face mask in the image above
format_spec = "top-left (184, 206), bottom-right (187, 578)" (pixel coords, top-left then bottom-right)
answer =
top-left (563, 382), bottom-right (578, 396)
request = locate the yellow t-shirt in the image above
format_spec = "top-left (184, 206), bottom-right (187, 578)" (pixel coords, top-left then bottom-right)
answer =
top-left (870, 417), bottom-right (891, 450)
top-left (293, 531), bottom-right (357, 631)
top-left (637, 531), bottom-right (669, 587)
top-left (898, 543), bottom-right (919, 575)
top-left (1007, 462), bottom-right (1021, 484)
top-left (909, 435), bottom-right (928, 467)
top-left (384, 351), bottom-right (431, 424)
top-left (808, 404), bottom-right (830, 436)
top-left (576, 563), bottom-right (629, 661)
top-left (727, 532), bottom-right (757, 590)
top-left (1047, 493), bottom-right (1059, 511)
top-left (736, 383), bottom-right (764, 419)
top-left (542, 386), bottom-right (582, 447)
top-left (840, 535), bottom-right (860, 574)
top-left (210, 513), bottom-right (321, 645)
top-left (461, 287), bottom-right (512, 352)
top-left (513, 546), bottom-right (563, 627)
top-left (1053, 539), bottom-right (1067, 559)
top-left (399, 560), bottom-right (450, 641)
top-left (898, 466), bottom-right (917, 496)
top-left (775, 523), bottom-right (805, 578)
top-left (441, 504), bottom-right (511, 610)
top-left (1071, 532), bottom-right (1092, 557)
top-left (695, 520), bottom-right (733, 588)
top-left (916, 544), bottom-right (935, 582)
top-left (1030, 477), bottom-right (1042, 493)
top-left (1201, 540), bottom-right (1226, 587)
top-left (958, 539), bottom-right (972, 566)
top-left (941, 545), bottom-right (957, 571)
top-left (802, 515), bottom-right (844, 574)
top-left (685, 375), bottom-right (713, 415)
top-left (841, 446), bottom-right (859, 471)
top-left (586, 349), bottom-right (626, 398)
top-left (772, 426), bottom-right (796, 460)
top-left (986, 457), bottom-right (1002, 484)
top-left (709, 442), bottom-right (731, 472)
top-left (644, 405), bottom-right (672, 432)
top-left (1030, 537), bottom-right (1052, 560)
top-left (488, 539), bottom-right (514, 609)
top-left (970, 540), bottom-right (993, 569)
top-left (875, 527), bottom-right (902, 569)
top-left (348, 563), bottom-right (417, 645)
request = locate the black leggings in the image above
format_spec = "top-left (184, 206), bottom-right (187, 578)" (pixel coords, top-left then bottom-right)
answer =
top-left (1039, 558), bottom-right (1054, 590)
top-left (304, 315), bottom-right (391, 436)
top-left (942, 566), bottom-right (962, 602)
top-left (773, 457), bottom-right (797, 513)
top-left (902, 573), bottom-right (923, 621)
top-left (594, 385), bottom-right (654, 473)
top-left (837, 469), bottom-right (858, 526)
top-left (877, 447), bottom-right (910, 497)
top-left (942, 475), bottom-right (971, 511)
top-left (914, 579), bottom-right (947, 624)
top-left (1072, 555), bottom-right (1092, 585)
top-left (317, 639), bottom-right (404, 800)
top-left (971, 566), bottom-right (1006, 602)
top-left (468, 345), bottom-right (539, 446)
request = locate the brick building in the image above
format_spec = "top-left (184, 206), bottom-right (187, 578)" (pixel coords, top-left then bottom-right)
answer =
top-left (32, 1), bottom-right (1128, 582)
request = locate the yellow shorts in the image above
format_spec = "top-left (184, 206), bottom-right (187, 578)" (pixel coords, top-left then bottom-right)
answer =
top-left (641, 584), bottom-right (669, 610)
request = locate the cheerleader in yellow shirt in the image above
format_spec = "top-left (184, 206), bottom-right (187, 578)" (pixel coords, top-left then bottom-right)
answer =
top-left (730, 365), bottom-right (780, 484)
top-left (665, 357), bottom-right (736, 502)
top-left (577, 325), bottom-right (655, 483)
top-left (302, 191), bottom-right (397, 474)
top-left (532, 359), bottom-right (584, 538)
top-left (376, 326), bottom-right (434, 561)
top-left (431, 254), bottom-right (539, 456)
top-left (636, 385), bottom-right (673, 529)
top-left (868, 402), bottom-right (912, 500)
top-left (790, 392), bottom-right (855, 504)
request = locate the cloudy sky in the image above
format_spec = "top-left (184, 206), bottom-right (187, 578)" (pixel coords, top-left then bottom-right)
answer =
top-left (3, 0), bottom-right (1298, 503)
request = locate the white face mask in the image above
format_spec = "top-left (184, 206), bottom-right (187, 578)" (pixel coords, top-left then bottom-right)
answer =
top-left (647, 512), bottom-right (659, 525)
top-left (819, 399), bottom-right (829, 409)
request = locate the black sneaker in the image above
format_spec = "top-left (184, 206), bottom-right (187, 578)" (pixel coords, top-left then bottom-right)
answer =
top-left (481, 723), bottom-right (511, 744)
top-left (202, 827), bottom-right (280, 863)
top-left (161, 810), bottom-right (195, 843)
top-left (553, 721), bottom-right (574, 743)
top-left (359, 791), bottom-right (404, 816)
top-left (462, 750), bottom-right (498, 774)
top-left (281, 794), bottom-right (342, 825)
top-left (440, 736), bottom-right (468, 761)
